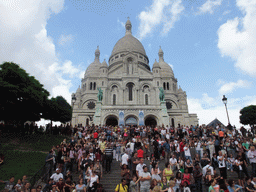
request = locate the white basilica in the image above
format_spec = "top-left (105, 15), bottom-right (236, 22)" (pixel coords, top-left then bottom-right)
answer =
top-left (71, 19), bottom-right (198, 127)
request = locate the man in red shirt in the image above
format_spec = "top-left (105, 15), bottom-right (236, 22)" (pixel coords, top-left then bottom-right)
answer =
top-left (93, 131), bottom-right (98, 139)
top-left (180, 139), bottom-right (185, 158)
top-left (137, 147), bottom-right (144, 159)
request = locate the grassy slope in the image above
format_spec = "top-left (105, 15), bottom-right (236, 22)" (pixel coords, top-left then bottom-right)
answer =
top-left (0, 133), bottom-right (68, 190)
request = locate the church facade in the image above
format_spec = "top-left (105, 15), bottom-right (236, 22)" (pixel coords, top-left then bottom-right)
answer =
top-left (71, 19), bottom-right (198, 127)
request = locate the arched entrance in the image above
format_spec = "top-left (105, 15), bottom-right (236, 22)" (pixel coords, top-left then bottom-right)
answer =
top-left (145, 116), bottom-right (157, 127)
top-left (106, 116), bottom-right (118, 126)
top-left (86, 118), bottom-right (89, 126)
top-left (171, 118), bottom-right (175, 127)
top-left (125, 116), bottom-right (137, 126)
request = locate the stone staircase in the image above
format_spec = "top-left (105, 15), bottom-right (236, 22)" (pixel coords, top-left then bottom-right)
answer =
top-left (100, 160), bottom-right (122, 192)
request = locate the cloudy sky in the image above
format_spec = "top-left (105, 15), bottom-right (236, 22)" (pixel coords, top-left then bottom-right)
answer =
top-left (0, 0), bottom-right (255, 127)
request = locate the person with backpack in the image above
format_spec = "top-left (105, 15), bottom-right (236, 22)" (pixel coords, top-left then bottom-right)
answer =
top-left (115, 178), bottom-right (128, 192)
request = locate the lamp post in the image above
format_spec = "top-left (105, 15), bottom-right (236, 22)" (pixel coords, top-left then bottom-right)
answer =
top-left (71, 94), bottom-right (76, 127)
top-left (222, 95), bottom-right (230, 126)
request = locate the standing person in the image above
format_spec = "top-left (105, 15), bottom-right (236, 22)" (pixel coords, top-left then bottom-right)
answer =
top-left (217, 151), bottom-right (227, 181)
top-left (105, 143), bottom-right (113, 174)
top-left (136, 158), bottom-right (146, 178)
top-left (153, 138), bottom-right (159, 161)
top-left (184, 143), bottom-right (192, 162)
top-left (162, 139), bottom-right (170, 164)
top-left (129, 175), bottom-right (140, 192)
top-left (248, 146), bottom-right (256, 177)
top-left (132, 152), bottom-right (139, 175)
top-left (115, 178), bottom-right (128, 192)
top-left (179, 139), bottom-right (185, 159)
top-left (45, 150), bottom-right (54, 182)
top-left (208, 138), bottom-right (215, 160)
top-left (122, 150), bottom-right (129, 166)
top-left (235, 155), bottom-right (245, 187)
top-left (88, 171), bottom-right (99, 191)
top-left (139, 166), bottom-right (151, 192)
top-left (214, 137), bottom-right (220, 155)
top-left (93, 159), bottom-right (103, 180)
top-left (192, 163), bottom-right (202, 192)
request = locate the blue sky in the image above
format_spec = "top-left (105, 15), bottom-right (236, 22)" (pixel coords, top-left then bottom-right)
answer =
top-left (0, 0), bottom-right (255, 127)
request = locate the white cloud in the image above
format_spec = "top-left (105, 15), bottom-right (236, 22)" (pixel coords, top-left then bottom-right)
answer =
top-left (188, 94), bottom-right (255, 128)
top-left (0, 0), bottom-right (76, 104)
top-left (137, 0), bottom-right (184, 40)
top-left (168, 63), bottom-right (174, 69)
top-left (217, 0), bottom-right (256, 76)
top-left (117, 18), bottom-right (125, 28)
top-left (58, 34), bottom-right (74, 46)
top-left (197, 0), bottom-right (222, 15)
top-left (218, 79), bottom-right (251, 95)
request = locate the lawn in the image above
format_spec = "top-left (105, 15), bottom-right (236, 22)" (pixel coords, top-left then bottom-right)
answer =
top-left (0, 133), bottom-right (69, 190)
top-left (1, 133), bottom-right (68, 152)
top-left (0, 148), bottom-right (46, 190)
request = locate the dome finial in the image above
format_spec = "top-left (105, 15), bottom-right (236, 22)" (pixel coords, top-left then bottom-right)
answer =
top-left (125, 17), bottom-right (132, 35)
top-left (158, 46), bottom-right (164, 62)
top-left (95, 45), bottom-right (100, 62)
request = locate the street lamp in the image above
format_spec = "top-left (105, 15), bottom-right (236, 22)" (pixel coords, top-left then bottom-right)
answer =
top-left (71, 94), bottom-right (76, 127)
top-left (222, 95), bottom-right (231, 126)
top-left (71, 93), bottom-right (76, 106)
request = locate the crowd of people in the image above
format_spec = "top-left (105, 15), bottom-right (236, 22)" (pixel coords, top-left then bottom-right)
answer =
top-left (1, 123), bottom-right (256, 192)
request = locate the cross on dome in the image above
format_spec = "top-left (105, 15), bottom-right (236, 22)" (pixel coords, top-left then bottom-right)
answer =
top-left (125, 17), bottom-right (132, 35)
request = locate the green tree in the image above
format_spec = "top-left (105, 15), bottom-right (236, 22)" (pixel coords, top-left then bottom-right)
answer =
top-left (0, 62), bottom-right (50, 125)
top-left (240, 105), bottom-right (256, 126)
top-left (42, 96), bottom-right (72, 124)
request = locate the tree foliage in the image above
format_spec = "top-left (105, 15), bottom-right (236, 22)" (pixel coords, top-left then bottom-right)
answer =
top-left (240, 105), bottom-right (256, 126)
top-left (0, 62), bottom-right (72, 125)
top-left (42, 96), bottom-right (72, 123)
top-left (0, 62), bottom-right (49, 124)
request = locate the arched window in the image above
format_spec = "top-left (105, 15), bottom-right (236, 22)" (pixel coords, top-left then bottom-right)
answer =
top-left (93, 82), bottom-right (96, 90)
top-left (127, 83), bottom-right (133, 101)
top-left (90, 82), bottom-right (92, 90)
top-left (157, 81), bottom-right (159, 86)
top-left (163, 82), bottom-right (166, 90)
top-left (102, 81), bottom-right (104, 86)
top-left (167, 82), bottom-right (169, 90)
top-left (113, 94), bottom-right (116, 105)
top-left (173, 83), bottom-right (175, 91)
top-left (145, 94), bottom-right (148, 105)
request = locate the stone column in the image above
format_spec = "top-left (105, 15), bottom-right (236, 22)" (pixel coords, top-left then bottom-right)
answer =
top-left (93, 101), bottom-right (102, 126)
top-left (160, 101), bottom-right (169, 127)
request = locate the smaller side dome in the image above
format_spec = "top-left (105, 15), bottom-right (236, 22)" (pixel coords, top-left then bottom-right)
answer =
top-left (152, 59), bottom-right (160, 68)
top-left (158, 46), bottom-right (174, 77)
top-left (100, 59), bottom-right (108, 68)
top-left (84, 46), bottom-right (101, 77)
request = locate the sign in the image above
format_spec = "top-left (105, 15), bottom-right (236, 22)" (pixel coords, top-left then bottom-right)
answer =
top-left (119, 111), bottom-right (124, 126)
top-left (139, 110), bottom-right (144, 126)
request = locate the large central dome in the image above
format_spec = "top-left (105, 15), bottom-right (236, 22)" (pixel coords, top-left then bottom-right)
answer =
top-left (109, 18), bottom-right (148, 61)
top-left (111, 34), bottom-right (146, 57)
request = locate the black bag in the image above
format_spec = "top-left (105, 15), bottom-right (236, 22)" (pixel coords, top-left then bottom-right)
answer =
top-left (233, 164), bottom-right (239, 172)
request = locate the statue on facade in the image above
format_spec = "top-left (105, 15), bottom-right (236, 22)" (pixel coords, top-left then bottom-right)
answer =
top-left (159, 87), bottom-right (165, 102)
top-left (97, 88), bottom-right (103, 102)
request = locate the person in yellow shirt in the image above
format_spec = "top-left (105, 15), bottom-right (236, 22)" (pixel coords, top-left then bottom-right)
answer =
top-left (115, 178), bottom-right (128, 192)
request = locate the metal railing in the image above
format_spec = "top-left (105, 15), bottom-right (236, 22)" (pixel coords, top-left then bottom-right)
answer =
top-left (29, 162), bottom-right (53, 188)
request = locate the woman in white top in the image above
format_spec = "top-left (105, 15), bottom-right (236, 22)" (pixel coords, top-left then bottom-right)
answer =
top-left (207, 138), bottom-right (215, 160)
top-left (88, 171), bottom-right (99, 189)
top-left (168, 180), bottom-right (176, 192)
top-left (175, 172), bottom-right (182, 192)
top-left (184, 143), bottom-right (192, 162)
